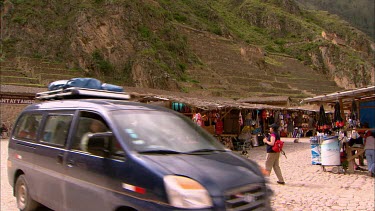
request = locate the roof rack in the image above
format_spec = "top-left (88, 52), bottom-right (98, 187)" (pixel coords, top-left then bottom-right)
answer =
top-left (36, 87), bottom-right (131, 101)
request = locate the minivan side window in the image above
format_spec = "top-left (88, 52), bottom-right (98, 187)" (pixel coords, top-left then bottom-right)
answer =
top-left (14, 113), bottom-right (43, 142)
top-left (41, 115), bottom-right (73, 146)
top-left (72, 112), bottom-right (124, 159)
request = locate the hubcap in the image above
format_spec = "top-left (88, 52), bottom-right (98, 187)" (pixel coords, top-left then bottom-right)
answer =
top-left (17, 183), bottom-right (27, 209)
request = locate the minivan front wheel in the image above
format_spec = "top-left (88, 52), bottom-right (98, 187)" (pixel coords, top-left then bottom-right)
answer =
top-left (15, 175), bottom-right (39, 211)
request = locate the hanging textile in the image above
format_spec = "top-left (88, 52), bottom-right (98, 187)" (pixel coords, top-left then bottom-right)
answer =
top-left (333, 101), bottom-right (344, 128)
top-left (350, 100), bottom-right (358, 120)
top-left (333, 101), bottom-right (343, 122)
top-left (261, 110), bottom-right (268, 119)
top-left (348, 100), bottom-right (358, 128)
top-left (317, 105), bottom-right (329, 131)
top-left (244, 112), bottom-right (252, 126)
top-left (192, 113), bottom-right (203, 127)
top-left (215, 119), bottom-right (223, 134)
top-left (238, 111), bottom-right (243, 126)
top-left (274, 111), bottom-right (280, 125)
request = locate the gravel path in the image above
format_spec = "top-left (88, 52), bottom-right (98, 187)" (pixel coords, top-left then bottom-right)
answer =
top-left (1, 139), bottom-right (17, 211)
top-left (248, 137), bottom-right (374, 211)
top-left (1, 138), bottom-right (374, 211)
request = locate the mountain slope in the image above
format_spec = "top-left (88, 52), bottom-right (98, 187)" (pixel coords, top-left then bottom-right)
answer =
top-left (295, 0), bottom-right (375, 41)
top-left (1, 0), bottom-right (374, 101)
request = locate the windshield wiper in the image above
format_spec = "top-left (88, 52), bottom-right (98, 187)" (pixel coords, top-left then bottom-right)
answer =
top-left (138, 149), bottom-right (184, 154)
top-left (186, 149), bottom-right (227, 154)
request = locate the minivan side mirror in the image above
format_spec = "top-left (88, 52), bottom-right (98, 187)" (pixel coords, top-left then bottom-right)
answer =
top-left (87, 132), bottom-right (113, 157)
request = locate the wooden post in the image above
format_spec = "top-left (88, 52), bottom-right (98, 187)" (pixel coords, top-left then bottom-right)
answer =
top-left (345, 146), bottom-right (365, 174)
top-left (263, 118), bottom-right (266, 134)
top-left (238, 110), bottom-right (241, 135)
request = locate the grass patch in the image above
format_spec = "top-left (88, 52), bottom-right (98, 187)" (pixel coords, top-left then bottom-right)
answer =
top-left (265, 56), bottom-right (283, 66)
top-left (138, 25), bottom-right (152, 40)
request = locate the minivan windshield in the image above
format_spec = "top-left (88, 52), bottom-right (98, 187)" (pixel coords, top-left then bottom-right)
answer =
top-left (112, 110), bottom-right (226, 154)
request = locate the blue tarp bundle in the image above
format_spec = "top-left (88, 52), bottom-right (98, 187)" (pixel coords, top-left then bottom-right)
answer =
top-left (48, 78), bottom-right (124, 92)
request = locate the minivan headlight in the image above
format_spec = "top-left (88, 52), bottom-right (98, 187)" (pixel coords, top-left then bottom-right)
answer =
top-left (164, 175), bottom-right (213, 209)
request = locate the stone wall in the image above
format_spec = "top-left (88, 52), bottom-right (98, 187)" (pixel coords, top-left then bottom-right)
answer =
top-left (1, 85), bottom-right (45, 130)
top-left (0, 104), bottom-right (27, 131)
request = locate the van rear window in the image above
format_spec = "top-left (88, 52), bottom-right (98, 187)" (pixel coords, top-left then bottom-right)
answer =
top-left (14, 113), bottom-right (43, 142)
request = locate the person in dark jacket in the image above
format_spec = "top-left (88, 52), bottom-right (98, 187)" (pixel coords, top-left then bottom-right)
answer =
top-left (287, 118), bottom-right (294, 138)
top-left (1, 123), bottom-right (8, 138)
top-left (263, 123), bottom-right (285, 185)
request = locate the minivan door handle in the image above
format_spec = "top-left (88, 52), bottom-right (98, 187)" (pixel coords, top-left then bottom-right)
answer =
top-left (57, 153), bottom-right (64, 164)
top-left (67, 159), bottom-right (75, 168)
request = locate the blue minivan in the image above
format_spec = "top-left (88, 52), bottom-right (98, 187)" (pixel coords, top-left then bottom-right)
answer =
top-left (8, 88), bottom-right (272, 211)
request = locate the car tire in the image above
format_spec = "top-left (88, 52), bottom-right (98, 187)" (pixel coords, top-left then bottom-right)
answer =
top-left (15, 175), bottom-right (39, 211)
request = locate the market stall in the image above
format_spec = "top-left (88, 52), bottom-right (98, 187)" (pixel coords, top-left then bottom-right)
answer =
top-left (301, 86), bottom-right (375, 173)
top-left (301, 85), bottom-right (375, 133)
top-left (126, 87), bottom-right (287, 150)
top-left (86, 86), bottom-right (325, 147)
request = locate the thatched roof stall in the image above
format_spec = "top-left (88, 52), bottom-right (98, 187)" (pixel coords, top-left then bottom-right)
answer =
top-left (301, 86), bottom-right (375, 109)
top-left (124, 86), bottom-right (283, 111)
top-left (301, 86), bottom-right (375, 129)
top-left (287, 104), bottom-right (334, 113)
top-left (123, 86), bottom-right (288, 138)
top-left (237, 96), bottom-right (291, 107)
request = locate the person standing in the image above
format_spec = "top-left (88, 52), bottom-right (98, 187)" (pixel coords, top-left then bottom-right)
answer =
top-left (287, 118), bottom-right (294, 138)
top-left (263, 123), bottom-right (285, 185)
top-left (364, 130), bottom-right (375, 177)
top-left (1, 123), bottom-right (8, 138)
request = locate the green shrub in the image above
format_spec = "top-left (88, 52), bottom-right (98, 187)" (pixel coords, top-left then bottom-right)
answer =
top-left (211, 25), bottom-right (223, 35)
top-left (12, 16), bottom-right (27, 25)
top-left (92, 50), bottom-right (114, 75)
top-left (265, 44), bottom-right (276, 52)
top-left (274, 39), bottom-right (286, 45)
top-left (173, 13), bottom-right (187, 22)
top-left (138, 26), bottom-right (152, 39)
top-left (32, 53), bottom-right (43, 59)
top-left (178, 63), bottom-right (186, 72)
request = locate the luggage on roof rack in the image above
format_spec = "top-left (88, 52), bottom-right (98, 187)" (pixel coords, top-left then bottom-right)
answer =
top-left (48, 78), bottom-right (125, 92)
top-left (36, 87), bottom-right (131, 101)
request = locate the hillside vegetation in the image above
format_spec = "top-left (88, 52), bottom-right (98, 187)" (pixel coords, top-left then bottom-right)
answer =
top-left (296, 0), bottom-right (375, 41)
top-left (1, 0), bottom-right (374, 101)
